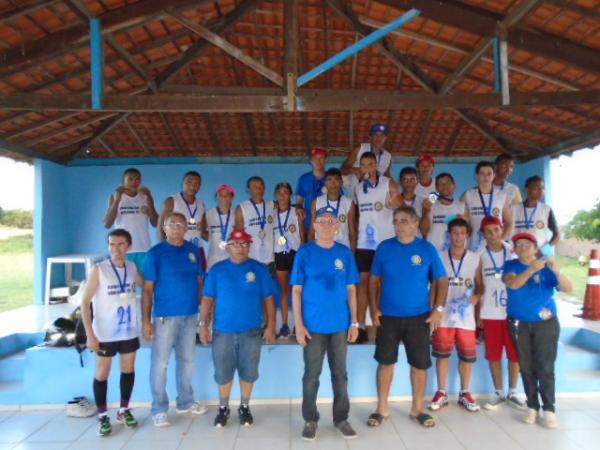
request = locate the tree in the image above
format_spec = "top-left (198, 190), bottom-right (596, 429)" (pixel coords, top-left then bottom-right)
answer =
top-left (0, 205), bottom-right (4, 223)
top-left (0, 209), bottom-right (33, 229)
top-left (564, 200), bottom-right (600, 242)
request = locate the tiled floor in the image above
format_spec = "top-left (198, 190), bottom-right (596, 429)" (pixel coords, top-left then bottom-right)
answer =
top-left (0, 397), bottom-right (599, 450)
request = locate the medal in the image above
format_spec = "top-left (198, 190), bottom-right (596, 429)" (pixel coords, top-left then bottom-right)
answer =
top-left (429, 192), bottom-right (439, 204)
top-left (477, 188), bottom-right (494, 217)
top-left (217, 206), bottom-right (231, 248)
top-left (219, 241), bottom-right (227, 250)
top-left (109, 259), bottom-right (128, 299)
top-left (523, 200), bottom-right (538, 230)
top-left (278, 235), bottom-right (287, 246)
top-left (189, 218), bottom-right (196, 225)
top-left (250, 199), bottom-right (267, 240)
top-left (258, 229), bottom-right (266, 239)
top-left (180, 192), bottom-right (198, 224)
top-left (448, 249), bottom-right (466, 287)
top-left (276, 206), bottom-right (292, 247)
top-left (119, 292), bottom-right (129, 300)
top-left (494, 272), bottom-right (502, 279)
top-left (486, 246), bottom-right (506, 281)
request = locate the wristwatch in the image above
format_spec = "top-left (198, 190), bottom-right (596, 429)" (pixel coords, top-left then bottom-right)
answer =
top-left (350, 322), bottom-right (360, 328)
top-left (434, 305), bottom-right (445, 313)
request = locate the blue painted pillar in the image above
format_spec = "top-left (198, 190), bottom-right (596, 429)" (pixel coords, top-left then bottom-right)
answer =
top-left (90, 18), bottom-right (104, 110)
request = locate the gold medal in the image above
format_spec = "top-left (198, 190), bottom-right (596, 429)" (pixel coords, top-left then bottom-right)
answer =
top-left (278, 235), bottom-right (287, 246)
top-left (219, 241), bottom-right (227, 250)
top-left (119, 292), bottom-right (128, 300)
top-left (189, 218), bottom-right (196, 225)
top-left (494, 272), bottom-right (502, 279)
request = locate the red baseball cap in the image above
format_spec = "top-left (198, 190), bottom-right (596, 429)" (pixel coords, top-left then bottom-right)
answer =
top-left (416, 154), bottom-right (435, 166)
top-left (512, 232), bottom-right (538, 246)
top-left (480, 215), bottom-right (503, 230)
top-left (216, 183), bottom-right (235, 196)
top-left (310, 147), bottom-right (327, 158)
top-left (227, 228), bottom-right (253, 244)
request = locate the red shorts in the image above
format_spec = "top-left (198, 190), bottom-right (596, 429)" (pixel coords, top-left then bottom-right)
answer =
top-left (482, 319), bottom-right (519, 362)
top-left (432, 327), bottom-right (477, 362)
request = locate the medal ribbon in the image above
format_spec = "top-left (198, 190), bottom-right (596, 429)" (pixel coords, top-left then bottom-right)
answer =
top-left (363, 175), bottom-right (379, 194)
top-left (485, 246), bottom-right (506, 277)
top-left (250, 199), bottom-right (266, 231)
top-left (477, 188), bottom-right (494, 217)
top-left (523, 201), bottom-right (538, 229)
top-left (326, 197), bottom-right (340, 216)
top-left (277, 207), bottom-right (291, 238)
top-left (217, 207), bottom-right (231, 242)
top-left (180, 192), bottom-right (197, 220)
top-left (109, 259), bottom-right (127, 294)
top-left (448, 249), bottom-right (466, 280)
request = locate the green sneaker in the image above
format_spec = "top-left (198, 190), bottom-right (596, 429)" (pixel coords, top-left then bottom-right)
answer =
top-left (98, 415), bottom-right (112, 436)
top-left (116, 408), bottom-right (138, 428)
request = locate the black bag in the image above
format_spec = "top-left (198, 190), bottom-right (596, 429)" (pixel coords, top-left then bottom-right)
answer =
top-left (43, 306), bottom-right (88, 367)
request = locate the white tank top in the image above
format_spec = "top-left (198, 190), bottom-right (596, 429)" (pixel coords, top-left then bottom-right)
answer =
top-left (92, 259), bottom-right (139, 342)
top-left (401, 194), bottom-right (426, 238)
top-left (463, 187), bottom-right (509, 252)
top-left (512, 201), bottom-right (552, 247)
top-left (479, 243), bottom-right (515, 320)
top-left (441, 250), bottom-right (480, 330)
top-left (114, 193), bottom-right (152, 253)
top-left (355, 175), bottom-right (394, 250)
top-left (171, 193), bottom-right (206, 249)
top-left (206, 206), bottom-right (235, 270)
top-left (240, 199), bottom-right (275, 264)
top-left (346, 144), bottom-right (393, 197)
top-left (315, 195), bottom-right (353, 247)
top-left (415, 180), bottom-right (435, 199)
top-left (425, 200), bottom-right (466, 251)
top-left (273, 206), bottom-right (301, 254)
top-left (493, 181), bottom-right (521, 205)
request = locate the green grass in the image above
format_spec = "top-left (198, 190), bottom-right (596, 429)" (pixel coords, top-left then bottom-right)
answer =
top-left (0, 234), bottom-right (33, 313)
top-left (556, 256), bottom-right (588, 303)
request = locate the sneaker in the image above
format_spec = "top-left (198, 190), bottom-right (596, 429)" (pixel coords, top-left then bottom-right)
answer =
top-left (97, 415), bottom-right (112, 436)
top-left (116, 408), bottom-right (138, 428)
top-left (483, 392), bottom-right (505, 410)
top-left (278, 324), bottom-right (291, 339)
top-left (214, 406), bottom-right (230, 428)
top-left (335, 420), bottom-right (358, 439)
top-left (66, 397), bottom-right (97, 418)
top-left (523, 408), bottom-right (538, 425)
top-left (506, 392), bottom-right (527, 410)
top-left (238, 404), bottom-right (254, 426)
top-left (429, 390), bottom-right (449, 411)
top-left (301, 421), bottom-right (318, 441)
top-left (152, 412), bottom-right (170, 427)
top-left (458, 392), bottom-right (480, 412)
top-left (176, 401), bottom-right (208, 415)
top-left (542, 411), bottom-right (558, 429)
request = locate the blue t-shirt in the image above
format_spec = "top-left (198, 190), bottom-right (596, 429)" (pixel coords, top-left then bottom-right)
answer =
top-left (290, 241), bottom-right (359, 333)
top-left (504, 259), bottom-right (559, 322)
top-left (144, 241), bottom-right (203, 317)
top-left (203, 258), bottom-right (274, 333)
top-left (371, 237), bottom-right (447, 317)
top-left (296, 171), bottom-right (326, 230)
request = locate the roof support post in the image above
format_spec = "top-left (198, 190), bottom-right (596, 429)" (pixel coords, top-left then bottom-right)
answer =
top-left (494, 28), bottom-right (510, 105)
top-left (90, 18), bottom-right (104, 110)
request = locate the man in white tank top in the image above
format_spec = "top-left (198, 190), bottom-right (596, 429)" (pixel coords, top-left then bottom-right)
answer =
top-left (512, 176), bottom-right (559, 252)
top-left (475, 216), bottom-right (525, 411)
top-left (429, 218), bottom-right (482, 413)
top-left (463, 161), bottom-right (513, 252)
top-left (235, 176), bottom-right (275, 268)
top-left (104, 168), bottom-right (158, 274)
top-left (354, 151), bottom-right (402, 343)
top-left (398, 166), bottom-right (428, 232)
top-left (80, 229), bottom-right (144, 436)
top-left (205, 184), bottom-right (236, 270)
top-left (415, 154), bottom-right (436, 199)
top-left (421, 172), bottom-right (466, 252)
top-left (493, 153), bottom-right (523, 205)
top-left (310, 168), bottom-right (357, 250)
top-left (158, 171), bottom-right (207, 269)
top-left (341, 123), bottom-right (393, 197)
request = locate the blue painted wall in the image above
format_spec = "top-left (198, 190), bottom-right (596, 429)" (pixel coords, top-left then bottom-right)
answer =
top-left (33, 156), bottom-right (550, 304)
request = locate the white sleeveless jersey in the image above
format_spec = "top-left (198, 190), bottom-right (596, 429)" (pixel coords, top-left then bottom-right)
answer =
top-left (206, 206), bottom-right (235, 270)
top-left (315, 195), bottom-right (353, 247)
top-left (463, 187), bottom-right (509, 252)
top-left (114, 193), bottom-right (151, 253)
top-left (346, 144), bottom-right (393, 197)
top-left (478, 243), bottom-right (515, 320)
top-left (401, 194), bottom-right (426, 238)
top-left (92, 259), bottom-right (139, 342)
top-left (512, 201), bottom-right (552, 247)
top-left (493, 181), bottom-right (522, 205)
top-left (355, 175), bottom-right (394, 250)
top-left (273, 206), bottom-right (302, 254)
top-left (415, 180), bottom-right (435, 199)
top-left (441, 250), bottom-right (480, 330)
top-left (171, 193), bottom-right (205, 249)
top-left (426, 200), bottom-right (466, 251)
top-left (240, 199), bottom-right (275, 264)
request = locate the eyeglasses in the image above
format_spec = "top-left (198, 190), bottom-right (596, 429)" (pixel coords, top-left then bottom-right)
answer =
top-left (166, 222), bottom-right (186, 229)
top-left (315, 219), bottom-right (337, 225)
top-left (393, 219), bottom-right (414, 225)
top-left (229, 242), bottom-right (250, 248)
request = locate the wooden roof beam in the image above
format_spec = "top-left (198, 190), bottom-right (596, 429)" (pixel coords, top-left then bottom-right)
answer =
top-left (0, 138), bottom-right (64, 163)
top-left (125, 118), bottom-right (151, 155)
top-left (0, 1), bottom-right (60, 26)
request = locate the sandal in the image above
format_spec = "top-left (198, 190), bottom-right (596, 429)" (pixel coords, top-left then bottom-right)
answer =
top-left (409, 412), bottom-right (435, 427)
top-left (366, 412), bottom-right (388, 427)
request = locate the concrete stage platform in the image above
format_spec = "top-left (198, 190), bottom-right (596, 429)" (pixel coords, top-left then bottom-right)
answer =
top-left (0, 301), bottom-right (598, 407)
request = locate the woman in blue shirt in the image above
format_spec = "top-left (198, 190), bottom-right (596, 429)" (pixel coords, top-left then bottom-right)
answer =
top-left (504, 232), bottom-right (573, 429)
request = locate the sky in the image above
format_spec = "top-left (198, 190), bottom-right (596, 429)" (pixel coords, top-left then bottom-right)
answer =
top-left (1, 148), bottom-right (599, 225)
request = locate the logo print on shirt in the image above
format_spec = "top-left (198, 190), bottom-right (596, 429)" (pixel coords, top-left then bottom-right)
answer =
top-left (246, 272), bottom-right (256, 282)
top-left (535, 220), bottom-right (545, 229)
top-left (339, 214), bottom-right (347, 223)
top-left (411, 255), bottom-right (422, 266)
top-left (334, 258), bottom-right (344, 270)
top-left (492, 207), bottom-right (500, 216)
top-left (288, 224), bottom-right (297, 233)
top-left (267, 215), bottom-right (274, 224)
top-left (464, 278), bottom-right (473, 288)
top-left (141, 205), bottom-right (149, 215)
top-left (188, 252), bottom-right (196, 263)
top-left (374, 201), bottom-right (383, 212)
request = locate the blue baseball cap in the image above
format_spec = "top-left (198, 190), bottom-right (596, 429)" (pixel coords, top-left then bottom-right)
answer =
top-left (369, 123), bottom-right (389, 136)
top-left (315, 206), bottom-right (338, 219)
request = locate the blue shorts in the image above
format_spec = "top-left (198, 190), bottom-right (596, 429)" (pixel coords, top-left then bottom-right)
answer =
top-left (212, 327), bottom-right (263, 385)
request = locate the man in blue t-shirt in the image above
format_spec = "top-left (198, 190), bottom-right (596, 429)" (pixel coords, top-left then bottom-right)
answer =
top-left (291, 206), bottom-right (360, 441)
top-left (504, 232), bottom-right (573, 429)
top-left (199, 227), bottom-right (276, 428)
top-left (295, 147), bottom-right (328, 231)
top-left (367, 206), bottom-right (448, 428)
top-left (142, 212), bottom-right (206, 427)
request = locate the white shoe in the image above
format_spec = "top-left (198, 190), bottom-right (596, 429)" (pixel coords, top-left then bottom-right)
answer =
top-left (484, 392), bottom-right (505, 410)
top-left (153, 412), bottom-right (170, 427)
top-left (523, 408), bottom-right (538, 425)
top-left (506, 392), bottom-right (527, 410)
top-left (176, 401), bottom-right (207, 415)
top-left (542, 411), bottom-right (558, 429)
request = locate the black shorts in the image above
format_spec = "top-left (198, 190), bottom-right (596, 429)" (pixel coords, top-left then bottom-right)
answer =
top-left (355, 249), bottom-right (375, 273)
top-left (274, 250), bottom-right (296, 272)
top-left (374, 314), bottom-right (432, 369)
top-left (98, 337), bottom-right (140, 357)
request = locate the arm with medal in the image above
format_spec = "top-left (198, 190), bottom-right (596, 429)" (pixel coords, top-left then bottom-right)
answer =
top-left (139, 185), bottom-right (159, 226)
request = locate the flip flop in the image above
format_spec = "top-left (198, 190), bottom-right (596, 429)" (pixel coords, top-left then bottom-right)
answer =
top-left (367, 412), bottom-right (388, 427)
top-left (409, 412), bottom-right (435, 427)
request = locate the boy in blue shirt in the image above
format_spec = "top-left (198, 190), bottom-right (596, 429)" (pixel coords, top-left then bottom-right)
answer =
top-left (291, 207), bottom-right (360, 441)
top-left (200, 228), bottom-right (276, 428)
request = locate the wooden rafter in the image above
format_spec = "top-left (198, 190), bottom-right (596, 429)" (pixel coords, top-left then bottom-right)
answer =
top-left (125, 118), bottom-right (151, 155)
